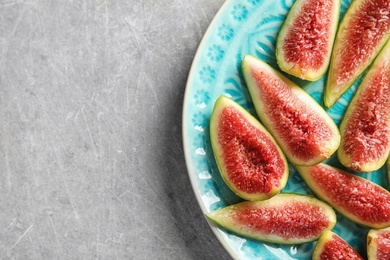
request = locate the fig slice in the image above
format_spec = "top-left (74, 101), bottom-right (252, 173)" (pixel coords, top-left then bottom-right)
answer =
top-left (276, 0), bottom-right (340, 81)
top-left (312, 230), bottom-right (364, 260)
top-left (210, 96), bottom-right (289, 201)
top-left (242, 55), bottom-right (340, 166)
top-left (367, 227), bottom-right (390, 260)
top-left (338, 38), bottom-right (390, 172)
top-left (205, 193), bottom-right (336, 244)
top-left (324, 0), bottom-right (390, 107)
top-left (296, 163), bottom-right (390, 229)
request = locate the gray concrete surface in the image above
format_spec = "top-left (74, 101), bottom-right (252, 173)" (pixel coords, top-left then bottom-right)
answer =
top-left (0, 0), bottom-right (232, 259)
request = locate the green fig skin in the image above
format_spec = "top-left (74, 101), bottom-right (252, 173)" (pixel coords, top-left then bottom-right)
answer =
top-left (276, 0), bottom-right (340, 81)
top-left (210, 96), bottom-right (289, 201)
top-left (242, 55), bottom-right (340, 166)
top-left (388, 157), bottom-right (390, 186)
top-left (337, 38), bottom-right (390, 172)
top-left (367, 227), bottom-right (390, 260)
top-left (324, 0), bottom-right (390, 108)
top-left (206, 193), bottom-right (336, 245)
top-left (312, 230), bottom-right (363, 260)
top-left (296, 163), bottom-right (390, 229)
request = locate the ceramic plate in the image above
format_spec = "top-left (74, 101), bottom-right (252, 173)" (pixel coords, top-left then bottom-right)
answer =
top-left (182, 0), bottom-right (388, 259)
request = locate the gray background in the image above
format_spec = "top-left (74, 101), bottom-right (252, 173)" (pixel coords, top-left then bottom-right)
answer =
top-left (0, 0), bottom-right (232, 259)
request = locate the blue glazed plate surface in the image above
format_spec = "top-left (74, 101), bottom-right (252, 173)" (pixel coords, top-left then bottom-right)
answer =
top-left (182, 0), bottom-right (387, 259)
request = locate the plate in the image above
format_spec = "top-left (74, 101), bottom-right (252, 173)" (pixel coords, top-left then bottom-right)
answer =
top-left (182, 0), bottom-right (388, 259)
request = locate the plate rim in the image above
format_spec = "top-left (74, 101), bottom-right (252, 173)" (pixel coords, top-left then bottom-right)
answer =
top-left (181, 0), bottom-right (240, 258)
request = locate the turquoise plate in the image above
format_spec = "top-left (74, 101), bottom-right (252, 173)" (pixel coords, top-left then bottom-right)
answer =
top-left (182, 0), bottom-right (388, 259)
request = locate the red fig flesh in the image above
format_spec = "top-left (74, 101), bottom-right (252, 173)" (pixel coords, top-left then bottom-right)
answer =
top-left (276, 0), bottom-right (340, 80)
top-left (367, 227), bottom-right (390, 260)
top-left (206, 193), bottom-right (336, 244)
top-left (242, 55), bottom-right (340, 166)
top-left (338, 38), bottom-right (390, 172)
top-left (296, 163), bottom-right (390, 229)
top-left (324, 0), bottom-right (390, 107)
top-left (313, 230), bottom-right (363, 260)
top-left (210, 96), bottom-right (289, 201)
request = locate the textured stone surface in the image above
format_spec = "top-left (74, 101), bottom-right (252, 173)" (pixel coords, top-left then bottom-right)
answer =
top-left (0, 0), bottom-right (231, 259)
